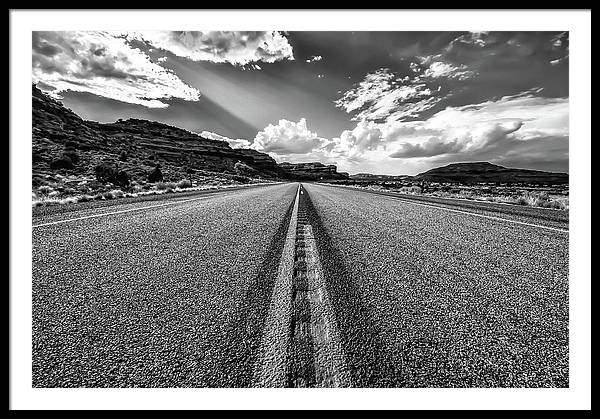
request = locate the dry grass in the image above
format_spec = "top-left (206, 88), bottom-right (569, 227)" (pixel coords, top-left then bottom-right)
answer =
top-left (177, 179), bottom-right (192, 189)
top-left (513, 191), bottom-right (569, 210)
top-left (398, 186), bottom-right (422, 195)
top-left (32, 178), bottom-right (280, 207)
top-left (326, 183), bottom-right (569, 211)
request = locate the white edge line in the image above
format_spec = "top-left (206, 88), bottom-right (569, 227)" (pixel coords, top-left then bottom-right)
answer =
top-left (323, 182), bottom-right (569, 212)
top-left (32, 195), bottom-right (213, 228)
top-left (390, 196), bottom-right (569, 233)
top-left (319, 184), bottom-right (568, 234)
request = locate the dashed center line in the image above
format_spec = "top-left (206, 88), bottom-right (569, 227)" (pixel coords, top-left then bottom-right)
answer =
top-left (254, 184), bottom-right (349, 387)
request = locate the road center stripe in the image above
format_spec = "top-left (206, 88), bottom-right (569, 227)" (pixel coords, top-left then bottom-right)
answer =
top-left (254, 184), bottom-right (350, 387)
top-left (253, 184), bottom-right (301, 387)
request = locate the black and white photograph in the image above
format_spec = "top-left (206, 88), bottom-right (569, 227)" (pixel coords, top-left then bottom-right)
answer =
top-left (9, 9), bottom-right (591, 411)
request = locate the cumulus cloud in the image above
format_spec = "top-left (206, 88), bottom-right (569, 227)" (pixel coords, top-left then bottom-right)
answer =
top-left (200, 131), bottom-right (251, 149)
top-left (251, 118), bottom-right (325, 154)
top-left (334, 46), bottom-right (568, 166)
top-left (389, 137), bottom-right (464, 158)
top-left (323, 121), bottom-right (385, 161)
top-left (385, 94), bottom-right (567, 160)
top-left (126, 31), bottom-right (294, 66)
top-left (315, 91), bottom-right (567, 173)
top-left (32, 31), bottom-right (200, 108)
top-left (388, 121), bottom-right (524, 158)
top-left (247, 91), bottom-right (567, 175)
top-left (251, 92), bottom-right (566, 173)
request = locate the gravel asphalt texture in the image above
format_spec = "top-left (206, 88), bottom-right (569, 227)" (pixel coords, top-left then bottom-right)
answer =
top-left (32, 181), bottom-right (569, 388)
top-left (303, 183), bottom-right (569, 387)
top-left (33, 183), bottom-right (297, 387)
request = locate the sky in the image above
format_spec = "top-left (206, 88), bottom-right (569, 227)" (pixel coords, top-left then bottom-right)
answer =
top-left (32, 31), bottom-right (569, 175)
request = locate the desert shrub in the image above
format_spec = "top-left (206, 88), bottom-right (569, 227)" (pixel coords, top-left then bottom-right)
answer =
top-left (94, 163), bottom-right (130, 187)
top-left (540, 199), bottom-right (565, 210)
top-left (148, 166), bottom-right (163, 183)
top-left (399, 185), bottom-right (422, 194)
top-left (515, 195), bottom-right (530, 205)
top-left (510, 191), bottom-right (567, 210)
top-left (37, 185), bottom-right (53, 195)
top-left (231, 174), bottom-right (250, 183)
top-left (177, 179), bottom-right (192, 189)
top-left (61, 197), bottom-right (78, 205)
top-left (63, 149), bottom-right (79, 165)
top-left (109, 189), bottom-right (124, 198)
top-left (517, 191), bottom-right (549, 207)
top-left (85, 180), bottom-right (103, 190)
top-left (234, 161), bottom-right (260, 177)
top-left (95, 162), bottom-right (117, 183)
top-left (113, 170), bottom-right (130, 188)
top-left (156, 181), bottom-right (176, 191)
top-left (50, 156), bottom-right (74, 170)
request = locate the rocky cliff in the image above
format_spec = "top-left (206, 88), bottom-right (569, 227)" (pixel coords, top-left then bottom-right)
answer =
top-left (32, 85), bottom-right (283, 185)
top-left (278, 162), bottom-right (349, 181)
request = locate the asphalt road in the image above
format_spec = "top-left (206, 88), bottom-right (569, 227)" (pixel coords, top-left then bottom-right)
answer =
top-left (326, 184), bottom-right (569, 231)
top-left (302, 183), bottom-right (569, 387)
top-left (32, 183), bottom-right (297, 387)
top-left (32, 182), bottom-right (569, 387)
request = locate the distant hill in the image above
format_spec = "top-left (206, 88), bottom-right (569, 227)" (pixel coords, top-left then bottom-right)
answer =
top-left (415, 162), bottom-right (568, 184)
top-left (279, 162), bottom-right (349, 181)
top-left (350, 173), bottom-right (411, 182)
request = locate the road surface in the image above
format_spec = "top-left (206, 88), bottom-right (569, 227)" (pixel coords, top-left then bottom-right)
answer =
top-left (32, 182), bottom-right (569, 387)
